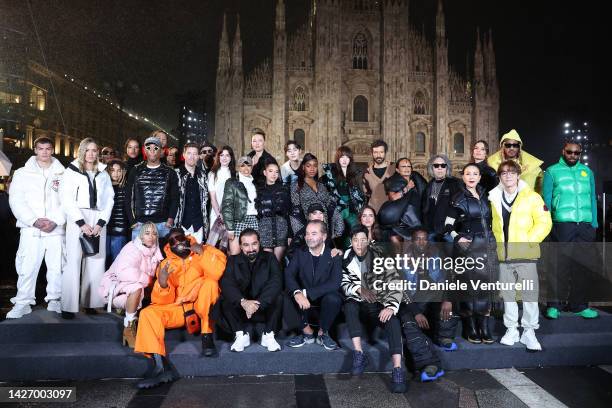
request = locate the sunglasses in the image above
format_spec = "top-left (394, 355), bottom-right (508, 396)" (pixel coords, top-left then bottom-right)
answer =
top-left (145, 145), bottom-right (160, 151)
top-left (504, 143), bottom-right (520, 149)
top-left (432, 163), bottom-right (447, 169)
top-left (564, 149), bottom-right (582, 156)
top-left (200, 149), bottom-right (213, 154)
top-left (168, 234), bottom-right (187, 246)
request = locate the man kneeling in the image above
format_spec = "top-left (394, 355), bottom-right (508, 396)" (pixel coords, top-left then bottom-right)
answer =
top-left (134, 229), bottom-right (227, 388)
top-left (342, 225), bottom-right (407, 393)
top-left (214, 229), bottom-right (283, 352)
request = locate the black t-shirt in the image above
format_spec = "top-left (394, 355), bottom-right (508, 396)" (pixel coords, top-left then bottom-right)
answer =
top-left (373, 167), bottom-right (387, 179)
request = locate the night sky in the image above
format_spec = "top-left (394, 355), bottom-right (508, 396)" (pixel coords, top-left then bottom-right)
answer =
top-left (1, 0), bottom-right (608, 167)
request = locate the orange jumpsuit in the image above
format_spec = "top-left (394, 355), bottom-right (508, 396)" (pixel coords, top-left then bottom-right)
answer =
top-left (134, 240), bottom-right (227, 356)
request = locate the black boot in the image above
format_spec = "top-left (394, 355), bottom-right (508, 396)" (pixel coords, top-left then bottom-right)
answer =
top-left (478, 315), bottom-right (494, 344)
top-left (464, 316), bottom-right (481, 344)
top-left (202, 334), bottom-right (217, 357)
top-left (136, 354), bottom-right (177, 389)
top-left (61, 311), bottom-right (75, 320)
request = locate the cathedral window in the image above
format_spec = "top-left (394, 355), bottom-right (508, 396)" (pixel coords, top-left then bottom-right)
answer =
top-left (352, 33), bottom-right (368, 70)
top-left (415, 132), bottom-right (426, 153)
top-left (453, 133), bottom-right (465, 154)
top-left (294, 129), bottom-right (305, 149)
top-left (353, 96), bottom-right (368, 122)
top-left (293, 86), bottom-right (307, 111)
top-left (413, 91), bottom-right (426, 115)
top-left (29, 86), bottom-right (46, 111)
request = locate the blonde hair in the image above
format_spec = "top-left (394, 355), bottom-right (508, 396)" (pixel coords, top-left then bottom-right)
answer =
top-left (138, 222), bottom-right (159, 243)
top-left (77, 138), bottom-right (99, 172)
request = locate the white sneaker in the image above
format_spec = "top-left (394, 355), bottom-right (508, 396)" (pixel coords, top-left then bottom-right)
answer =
top-left (500, 327), bottom-right (520, 346)
top-left (6, 304), bottom-right (32, 319)
top-left (260, 331), bottom-right (281, 352)
top-left (230, 331), bottom-right (251, 352)
top-left (520, 328), bottom-right (542, 351)
top-left (47, 300), bottom-right (61, 314)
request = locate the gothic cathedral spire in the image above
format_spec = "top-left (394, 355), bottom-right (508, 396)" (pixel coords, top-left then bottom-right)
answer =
top-left (434, 0), bottom-right (449, 154)
top-left (272, 0), bottom-right (288, 152)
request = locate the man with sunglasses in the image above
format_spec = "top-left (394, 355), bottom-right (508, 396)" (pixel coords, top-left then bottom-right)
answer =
top-left (198, 141), bottom-right (216, 177)
top-left (125, 136), bottom-right (179, 242)
top-left (488, 129), bottom-right (544, 193)
top-left (134, 229), bottom-right (227, 388)
top-left (542, 141), bottom-right (599, 320)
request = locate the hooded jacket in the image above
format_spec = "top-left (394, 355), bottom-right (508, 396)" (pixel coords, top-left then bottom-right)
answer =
top-left (9, 156), bottom-right (65, 235)
top-left (489, 180), bottom-right (552, 260)
top-left (98, 237), bottom-right (163, 300)
top-left (151, 237), bottom-right (227, 305)
top-left (61, 160), bottom-right (114, 227)
top-left (487, 129), bottom-right (544, 193)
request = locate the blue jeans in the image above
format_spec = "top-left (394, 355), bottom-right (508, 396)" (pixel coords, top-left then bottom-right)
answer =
top-left (132, 222), bottom-right (170, 242)
top-left (106, 235), bottom-right (128, 268)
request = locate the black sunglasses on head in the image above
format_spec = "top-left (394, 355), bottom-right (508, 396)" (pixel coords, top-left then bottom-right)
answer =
top-left (432, 163), bottom-right (447, 169)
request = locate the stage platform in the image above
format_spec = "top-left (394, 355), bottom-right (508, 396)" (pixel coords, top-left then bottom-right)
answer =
top-left (1, 308), bottom-right (612, 380)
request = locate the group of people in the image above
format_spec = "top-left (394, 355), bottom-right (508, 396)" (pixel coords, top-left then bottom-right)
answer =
top-left (4, 126), bottom-right (600, 392)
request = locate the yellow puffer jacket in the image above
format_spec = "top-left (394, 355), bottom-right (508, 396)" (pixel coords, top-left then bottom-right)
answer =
top-left (487, 129), bottom-right (544, 193)
top-left (489, 180), bottom-right (552, 260)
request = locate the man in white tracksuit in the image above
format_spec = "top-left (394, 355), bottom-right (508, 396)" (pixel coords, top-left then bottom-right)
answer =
top-left (7, 137), bottom-right (66, 319)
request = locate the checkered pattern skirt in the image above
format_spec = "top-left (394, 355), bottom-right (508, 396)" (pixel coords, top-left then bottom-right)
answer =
top-left (234, 215), bottom-right (259, 238)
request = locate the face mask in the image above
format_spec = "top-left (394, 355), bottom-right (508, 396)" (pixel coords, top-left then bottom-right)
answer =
top-left (246, 251), bottom-right (258, 261)
top-left (171, 243), bottom-right (190, 259)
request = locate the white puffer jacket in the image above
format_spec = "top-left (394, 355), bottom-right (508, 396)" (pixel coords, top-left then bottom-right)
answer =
top-left (60, 160), bottom-right (114, 226)
top-left (9, 156), bottom-right (66, 236)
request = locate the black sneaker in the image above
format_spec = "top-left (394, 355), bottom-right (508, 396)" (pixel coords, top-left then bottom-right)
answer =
top-left (202, 334), bottom-right (217, 357)
top-left (391, 367), bottom-right (407, 393)
top-left (287, 333), bottom-right (315, 348)
top-left (351, 350), bottom-right (368, 375)
top-left (316, 332), bottom-right (339, 351)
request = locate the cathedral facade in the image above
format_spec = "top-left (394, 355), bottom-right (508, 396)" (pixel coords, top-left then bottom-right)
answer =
top-left (214, 0), bottom-right (499, 175)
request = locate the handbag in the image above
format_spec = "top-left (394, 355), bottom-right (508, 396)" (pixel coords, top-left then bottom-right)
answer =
top-left (182, 303), bottom-right (201, 335)
top-left (79, 234), bottom-right (100, 257)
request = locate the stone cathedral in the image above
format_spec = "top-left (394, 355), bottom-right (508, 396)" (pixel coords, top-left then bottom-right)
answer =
top-left (214, 0), bottom-right (499, 174)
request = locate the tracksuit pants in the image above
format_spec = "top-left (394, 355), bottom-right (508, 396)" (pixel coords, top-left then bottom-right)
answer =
top-left (499, 262), bottom-right (539, 330)
top-left (11, 228), bottom-right (64, 306)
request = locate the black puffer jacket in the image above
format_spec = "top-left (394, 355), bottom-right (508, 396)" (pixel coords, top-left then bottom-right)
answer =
top-left (107, 184), bottom-right (129, 236)
top-left (474, 161), bottom-right (498, 193)
top-left (422, 177), bottom-right (461, 237)
top-left (378, 195), bottom-right (422, 240)
top-left (125, 162), bottom-right (179, 225)
top-left (255, 182), bottom-right (290, 219)
top-left (447, 184), bottom-right (494, 246)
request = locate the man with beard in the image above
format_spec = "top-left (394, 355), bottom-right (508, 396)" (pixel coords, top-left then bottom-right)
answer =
top-left (543, 141), bottom-right (599, 319)
top-left (134, 229), bottom-right (227, 388)
top-left (487, 129), bottom-right (544, 193)
top-left (214, 229), bottom-right (283, 352)
top-left (363, 140), bottom-right (396, 213)
top-left (198, 141), bottom-right (216, 177)
top-left (285, 220), bottom-right (343, 350)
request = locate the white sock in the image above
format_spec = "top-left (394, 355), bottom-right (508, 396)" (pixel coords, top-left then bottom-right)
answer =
top-left (124, 312), bottom-right (136, 327)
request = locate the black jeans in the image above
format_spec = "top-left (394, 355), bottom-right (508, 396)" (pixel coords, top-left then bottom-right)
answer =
top-left (343, 300), bottom-right (403, 355)
top-left (221, 294), bottom-right (283, 334)
top-left (547, 222), bottom-right (596, 312)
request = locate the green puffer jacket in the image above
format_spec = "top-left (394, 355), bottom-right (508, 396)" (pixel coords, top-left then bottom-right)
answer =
top-left (542, 158), bottom-right (597, 227)
top-left (221, 177), bottom-right (249, 233)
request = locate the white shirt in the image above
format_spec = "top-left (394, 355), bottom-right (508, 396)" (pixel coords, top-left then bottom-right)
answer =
top-left (207, 166), bottom-right (232, 224)
top-left (239, 173), bottom-right (258, 216)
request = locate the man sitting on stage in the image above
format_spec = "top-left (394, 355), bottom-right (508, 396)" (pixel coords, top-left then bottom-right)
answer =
top-left (134, 228), bottom-right (226, 389)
